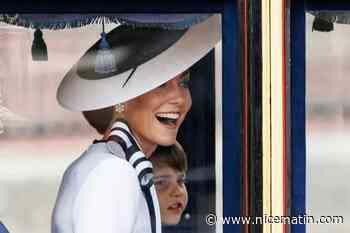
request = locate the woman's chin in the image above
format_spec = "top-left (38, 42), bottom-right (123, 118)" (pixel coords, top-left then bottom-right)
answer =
top-left (155, 137), bottom-right (177, 146)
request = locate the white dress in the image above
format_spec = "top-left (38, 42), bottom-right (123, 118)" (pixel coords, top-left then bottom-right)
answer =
top-left (52, 142), bottom-right (161, 233)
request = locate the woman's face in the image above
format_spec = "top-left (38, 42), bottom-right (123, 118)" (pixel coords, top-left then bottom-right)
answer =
top-left (154, 166), bottom-right (188, 225)
top-left (124, 72), bottom-right (192, 152)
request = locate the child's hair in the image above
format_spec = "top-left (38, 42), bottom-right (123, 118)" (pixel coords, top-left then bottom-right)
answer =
top-left (149, 142), bottom-right (187, 173)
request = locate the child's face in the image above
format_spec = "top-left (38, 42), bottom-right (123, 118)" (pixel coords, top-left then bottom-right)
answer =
top-left (153, 166), bottom-right (188, 225)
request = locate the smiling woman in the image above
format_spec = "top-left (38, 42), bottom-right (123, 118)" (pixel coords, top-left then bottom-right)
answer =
top-left (52, 14), bottom-right (221, 233)
top-left (122, 72), bottom-right (192, 153)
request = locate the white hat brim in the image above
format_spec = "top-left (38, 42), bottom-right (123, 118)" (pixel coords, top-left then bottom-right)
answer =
top-left (57, 14), bottom-right (221, 111)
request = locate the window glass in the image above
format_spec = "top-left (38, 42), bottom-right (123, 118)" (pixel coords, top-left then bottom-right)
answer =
top-left (0, 14), bottom-right (222, 233)
top-left (306, 11), bottom-right (350, 233)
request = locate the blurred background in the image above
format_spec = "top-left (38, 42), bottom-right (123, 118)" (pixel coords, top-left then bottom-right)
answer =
top-left (306, 12), bottom-right (350, 232)
top-left (0, 22), bottom-right (114, 233)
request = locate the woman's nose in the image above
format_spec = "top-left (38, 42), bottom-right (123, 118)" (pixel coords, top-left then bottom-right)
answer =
top-left (166, 80), bottom-right (188, 105)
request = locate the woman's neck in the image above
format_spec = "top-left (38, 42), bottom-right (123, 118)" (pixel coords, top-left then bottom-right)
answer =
top-left (133, 134), bottom-right (157, 158)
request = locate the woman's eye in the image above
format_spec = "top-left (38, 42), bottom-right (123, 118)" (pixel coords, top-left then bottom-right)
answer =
top-left (178, 177), bottom-right (187, 185)
top-left (158, 83), bottom-right (167, 89)
top-left (179, 75), bottom-right (190, 89)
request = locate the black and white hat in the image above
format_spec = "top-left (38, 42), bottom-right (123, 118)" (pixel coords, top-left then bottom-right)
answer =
top-left (57, 14), bottom-right (221, 111)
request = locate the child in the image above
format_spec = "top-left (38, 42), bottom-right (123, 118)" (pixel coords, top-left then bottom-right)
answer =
top-left (150, 142), bottom-right (188, 225)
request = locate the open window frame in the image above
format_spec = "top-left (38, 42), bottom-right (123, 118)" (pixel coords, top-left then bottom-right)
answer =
top-left (0, 2), bottom-right (245, 233)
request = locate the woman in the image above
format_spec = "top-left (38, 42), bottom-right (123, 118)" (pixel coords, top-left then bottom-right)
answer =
top-left (82, 101), bottom-right (189, 226)
top-left (52, 14), bottom-right (220, 233)
top-left (82, 103), bottom-right (189, 226)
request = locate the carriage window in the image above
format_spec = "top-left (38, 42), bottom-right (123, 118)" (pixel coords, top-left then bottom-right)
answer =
top-left (0, 23), bottom-right (106, 233)
top-left (0, 15), bottom-right (223, 233)
top-left (306, 11), bottom-right (350, 233)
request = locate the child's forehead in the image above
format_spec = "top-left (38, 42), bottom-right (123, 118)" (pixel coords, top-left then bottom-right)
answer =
top-left (153, 165), bottom-right (184, 176)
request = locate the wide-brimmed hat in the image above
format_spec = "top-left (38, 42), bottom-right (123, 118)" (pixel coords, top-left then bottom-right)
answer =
top-left (57, 14), bottom-right (221, 111)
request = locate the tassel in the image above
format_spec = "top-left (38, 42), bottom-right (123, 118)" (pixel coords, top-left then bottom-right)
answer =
top-left (0, 94), bottom-right (4, 134)
top-left (312, 16), bottom-right (334, 32)
top-left (31, 28), bottom-right (48, 61)
top-left (0, 119), bottom-right (3, 134)
top-left (95, 19), bottom-right (116, 74)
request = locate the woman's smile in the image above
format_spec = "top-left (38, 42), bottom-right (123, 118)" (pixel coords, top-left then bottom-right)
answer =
top-left (124, 72), bottom-right (192, 155)
top-left (155, 112), bottom-right (180, 126)
top-left (155, 112), bottom-right (181, 128)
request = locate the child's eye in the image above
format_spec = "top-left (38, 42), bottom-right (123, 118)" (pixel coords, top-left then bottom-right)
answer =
top-left (154, 179), bottom-right (165, 186)
top-left (154, 179), bottom-right (170, 191)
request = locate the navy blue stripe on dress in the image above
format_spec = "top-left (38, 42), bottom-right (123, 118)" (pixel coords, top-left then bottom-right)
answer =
top-left (107, 135), bottom-right (128, 153)
top-left (93, 139), bottom-right (107, 144)
top-left (134, 160), bottom-right (153, 177)
top-left (126, 145), bottom-right (139, 160)
top-left (106, 122), bottom-right (159, 233)
top-left (138, 167), bottom-right (153, 185)
top-left (132, 157), bottom-right (149, 168)
top-left (143, 188), bottom-right (157, 233)
top-left (110, 127), bottom-right (138, 146)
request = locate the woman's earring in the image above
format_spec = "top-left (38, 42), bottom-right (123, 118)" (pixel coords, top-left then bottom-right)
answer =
top-left (114, 103), bottom-right (125, 115)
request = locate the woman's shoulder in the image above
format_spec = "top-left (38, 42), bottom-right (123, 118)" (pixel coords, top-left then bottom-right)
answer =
top-left (73, 151), bottom-right (142, 207)
top-left (83, 157), bottom-right (139, 191)
top-left (62, 143), bottom-right (136, 186)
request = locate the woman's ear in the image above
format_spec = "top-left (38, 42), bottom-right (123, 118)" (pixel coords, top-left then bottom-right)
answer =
top-left (103, 103), bottom-right (128, 140)
top-left (113, 102), bottom-right (127, 121)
